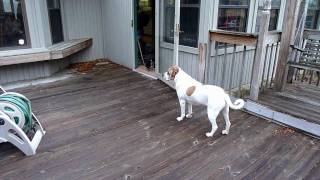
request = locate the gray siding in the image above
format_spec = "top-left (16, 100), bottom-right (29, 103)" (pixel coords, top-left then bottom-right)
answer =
top-left (0, 60), bottom-right (69, 84)
top-left (0, 0), bottom-right (62, 85)
top-left (159, 47), bottom-right (256, 90)
top-left (207, 50), bottom-right (255, 90)
top-left (160, 47), bottom-right (200, 80)
top-left (101, 0), bottom-right (134, 69)
top-left (160, 44), bottom-right (279, 91)
top-left (61, 0), bottom-right (105, 62)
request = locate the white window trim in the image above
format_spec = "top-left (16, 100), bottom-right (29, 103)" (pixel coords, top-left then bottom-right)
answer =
top-left (212, 0), bottom-right (253, 33)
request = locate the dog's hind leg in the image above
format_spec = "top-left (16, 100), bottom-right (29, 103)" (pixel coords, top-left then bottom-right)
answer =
top-left (186, 103), bottom-right (193, 118)
top-left (177, 99), bottom-right (186, 121)
top-left (222, 105), bottom-right (231, 135)
top-left (206, 107), bottom-right (219, 137)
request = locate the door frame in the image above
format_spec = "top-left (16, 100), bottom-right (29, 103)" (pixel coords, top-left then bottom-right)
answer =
top-left (133, 0), bottom-right (160, 72)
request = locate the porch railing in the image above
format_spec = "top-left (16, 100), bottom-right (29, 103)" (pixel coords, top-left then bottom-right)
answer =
top-left (200, 1), bottom-right (282, 100)
top-left (203, 30), bottom-right (281, 99)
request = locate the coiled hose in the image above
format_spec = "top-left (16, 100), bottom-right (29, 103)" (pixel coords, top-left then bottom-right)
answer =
top-left (0, 94), bottom-right (33, 132)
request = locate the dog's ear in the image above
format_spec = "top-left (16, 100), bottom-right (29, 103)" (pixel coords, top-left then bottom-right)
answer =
top-left (168, 65), bottom-right (179, 79)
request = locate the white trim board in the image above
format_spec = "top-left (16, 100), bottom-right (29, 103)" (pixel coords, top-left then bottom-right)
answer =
top-left (243, 99), bottom-right (320, 138)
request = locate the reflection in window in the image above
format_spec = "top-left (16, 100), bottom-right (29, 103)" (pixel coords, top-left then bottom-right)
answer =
top-left (269, 0), bottom-right (281, 31)
top-left (163, 0), bottom-right (200, 47)
top-left (47, 0), bottom-right (64, 44)
top-left (305, 0), bottom-right (320, 29)
top-left (218, 0), bottom-right (249, 32)
top-left (0, 0), bottom-right (28, 48)
top-left (256, 0), bottom-right (281, 32)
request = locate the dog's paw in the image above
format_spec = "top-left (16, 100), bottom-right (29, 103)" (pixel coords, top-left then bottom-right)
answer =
top-left (222, 130), bottom-right (229, 135)
top-left (176, 116), bottom-right (184, 121)
top-left (186, 114), bottom-right (192, 118)
top-left (206, 132), bottom-right (213, 137)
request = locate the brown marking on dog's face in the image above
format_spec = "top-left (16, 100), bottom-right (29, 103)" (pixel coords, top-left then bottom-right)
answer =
top-left (167, 65), bottom-right (180, 80)
top-left (186, 86), bottom-right (196, 96)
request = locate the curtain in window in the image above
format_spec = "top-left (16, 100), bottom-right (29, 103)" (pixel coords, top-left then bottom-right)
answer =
top-left (218, 0), bottom-right (249, 32)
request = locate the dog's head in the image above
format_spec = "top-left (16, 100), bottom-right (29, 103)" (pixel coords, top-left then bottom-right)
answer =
top-left (163, 65), bottom-right (180, 81)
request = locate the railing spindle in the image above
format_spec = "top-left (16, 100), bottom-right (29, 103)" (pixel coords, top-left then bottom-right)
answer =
top-left (266, 43), bottom-right (275, 88)
top-left (260, 44), bottom-right (270, 91)
top-left (222, 43), bottom-right (228, 89)
top-left (238, 46), bottom-right (247, 97)
top-left (229, 44), bottom-right (237, 92)
top-left (270, 42), bottom-right (280, 87)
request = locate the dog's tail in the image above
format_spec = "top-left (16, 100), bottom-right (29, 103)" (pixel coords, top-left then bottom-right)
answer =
top-left (224, 94), bottom-right (245, 110)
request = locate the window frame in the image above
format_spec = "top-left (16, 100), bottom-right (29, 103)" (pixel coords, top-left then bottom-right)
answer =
top-left (305, 0), bottom-right (320, 30)
top-left (0, 0), bottom-right (31, 51)
top-left (216, 0), bottom-right (251, 33)
top-left (160, 0), bottom-right (201, 53)
top-left (268, 1), bottom-right (281, 31)
top-left (254, 0), bottom-right (284, 32)
top-left (47, 0), bottom-right (64, 44)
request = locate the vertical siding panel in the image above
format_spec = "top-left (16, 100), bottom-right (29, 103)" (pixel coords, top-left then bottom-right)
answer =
top-left (61, 0), bottom-right (104, 62)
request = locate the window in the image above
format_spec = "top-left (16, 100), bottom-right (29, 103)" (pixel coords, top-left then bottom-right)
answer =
top-left (269, 0), bottom-right (281, 31)
top-left (305, 0), bottom-right (320, 29)
top-left (47, 0), bottom-right (64, 44)
top-left (255, 0), bottom-right (281, 32)
top-left (218, 0), bottom-right (249, 32)
top-left (163, 0), bottom-right (200, 47)
top-left (0, 0), bottom-right (29, 48)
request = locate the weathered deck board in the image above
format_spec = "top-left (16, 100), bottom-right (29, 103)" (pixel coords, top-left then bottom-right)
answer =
top-left (0, 62), bottom-right (319, 180)
top-left (259, 83), bottom-right (320, 124)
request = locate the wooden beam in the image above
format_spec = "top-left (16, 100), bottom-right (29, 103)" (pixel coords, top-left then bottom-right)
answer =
top-left (249, 1), bottom-right (271, 100)
top-left (287, 0), bottom-right (309, 83)
top-left (209, 30), bottom-right (258, 46)
top-left (274, 0), bottom-right (302, 91)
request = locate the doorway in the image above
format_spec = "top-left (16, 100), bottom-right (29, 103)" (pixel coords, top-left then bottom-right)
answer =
top-left (135, 0), bottom-right (156, 78)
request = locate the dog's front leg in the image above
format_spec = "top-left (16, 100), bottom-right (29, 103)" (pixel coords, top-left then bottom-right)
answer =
top-left (186, 103), bottom-right (192, 118)
top-left (177, 99), bottom-right (186, 121)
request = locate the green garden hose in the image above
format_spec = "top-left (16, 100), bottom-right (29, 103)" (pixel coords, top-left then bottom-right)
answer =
top-left (0, 94), bottom-right (33, 132)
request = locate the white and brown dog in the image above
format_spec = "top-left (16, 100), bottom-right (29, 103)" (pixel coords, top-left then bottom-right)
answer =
top-left (163, 65), bottom-right (244, 137)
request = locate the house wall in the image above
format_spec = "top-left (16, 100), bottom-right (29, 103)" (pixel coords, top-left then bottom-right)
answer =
top-left (0, 0), bottom-right (66, 84)
top-left (159, 0), bottom-right (284, 89)
top-left (61, 0), bottom-right (105, 62)
top-left (101, 0), bottom-right (135, 69)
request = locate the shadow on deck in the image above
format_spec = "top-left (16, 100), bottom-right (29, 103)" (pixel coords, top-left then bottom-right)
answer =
top-left (0, 62), bottom-right (319, 180)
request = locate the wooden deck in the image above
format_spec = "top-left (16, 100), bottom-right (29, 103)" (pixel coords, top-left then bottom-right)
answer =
top-left (259, 83), bottom-right (320, 125)
top-left (0, 62), bottom-right (319, 180)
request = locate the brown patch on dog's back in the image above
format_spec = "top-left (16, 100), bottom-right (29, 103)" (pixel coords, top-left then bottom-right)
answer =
top-left (186, 86), bottom-right (196, 96)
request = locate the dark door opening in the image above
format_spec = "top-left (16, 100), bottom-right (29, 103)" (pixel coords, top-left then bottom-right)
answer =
top-left (135, 0), bottom-right (155, 75)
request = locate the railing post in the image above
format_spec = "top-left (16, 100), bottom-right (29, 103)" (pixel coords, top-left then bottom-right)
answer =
top-left (249, 0), bottom-right (271, 101)
top-left (274, 0), bottom-right (301, 91)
